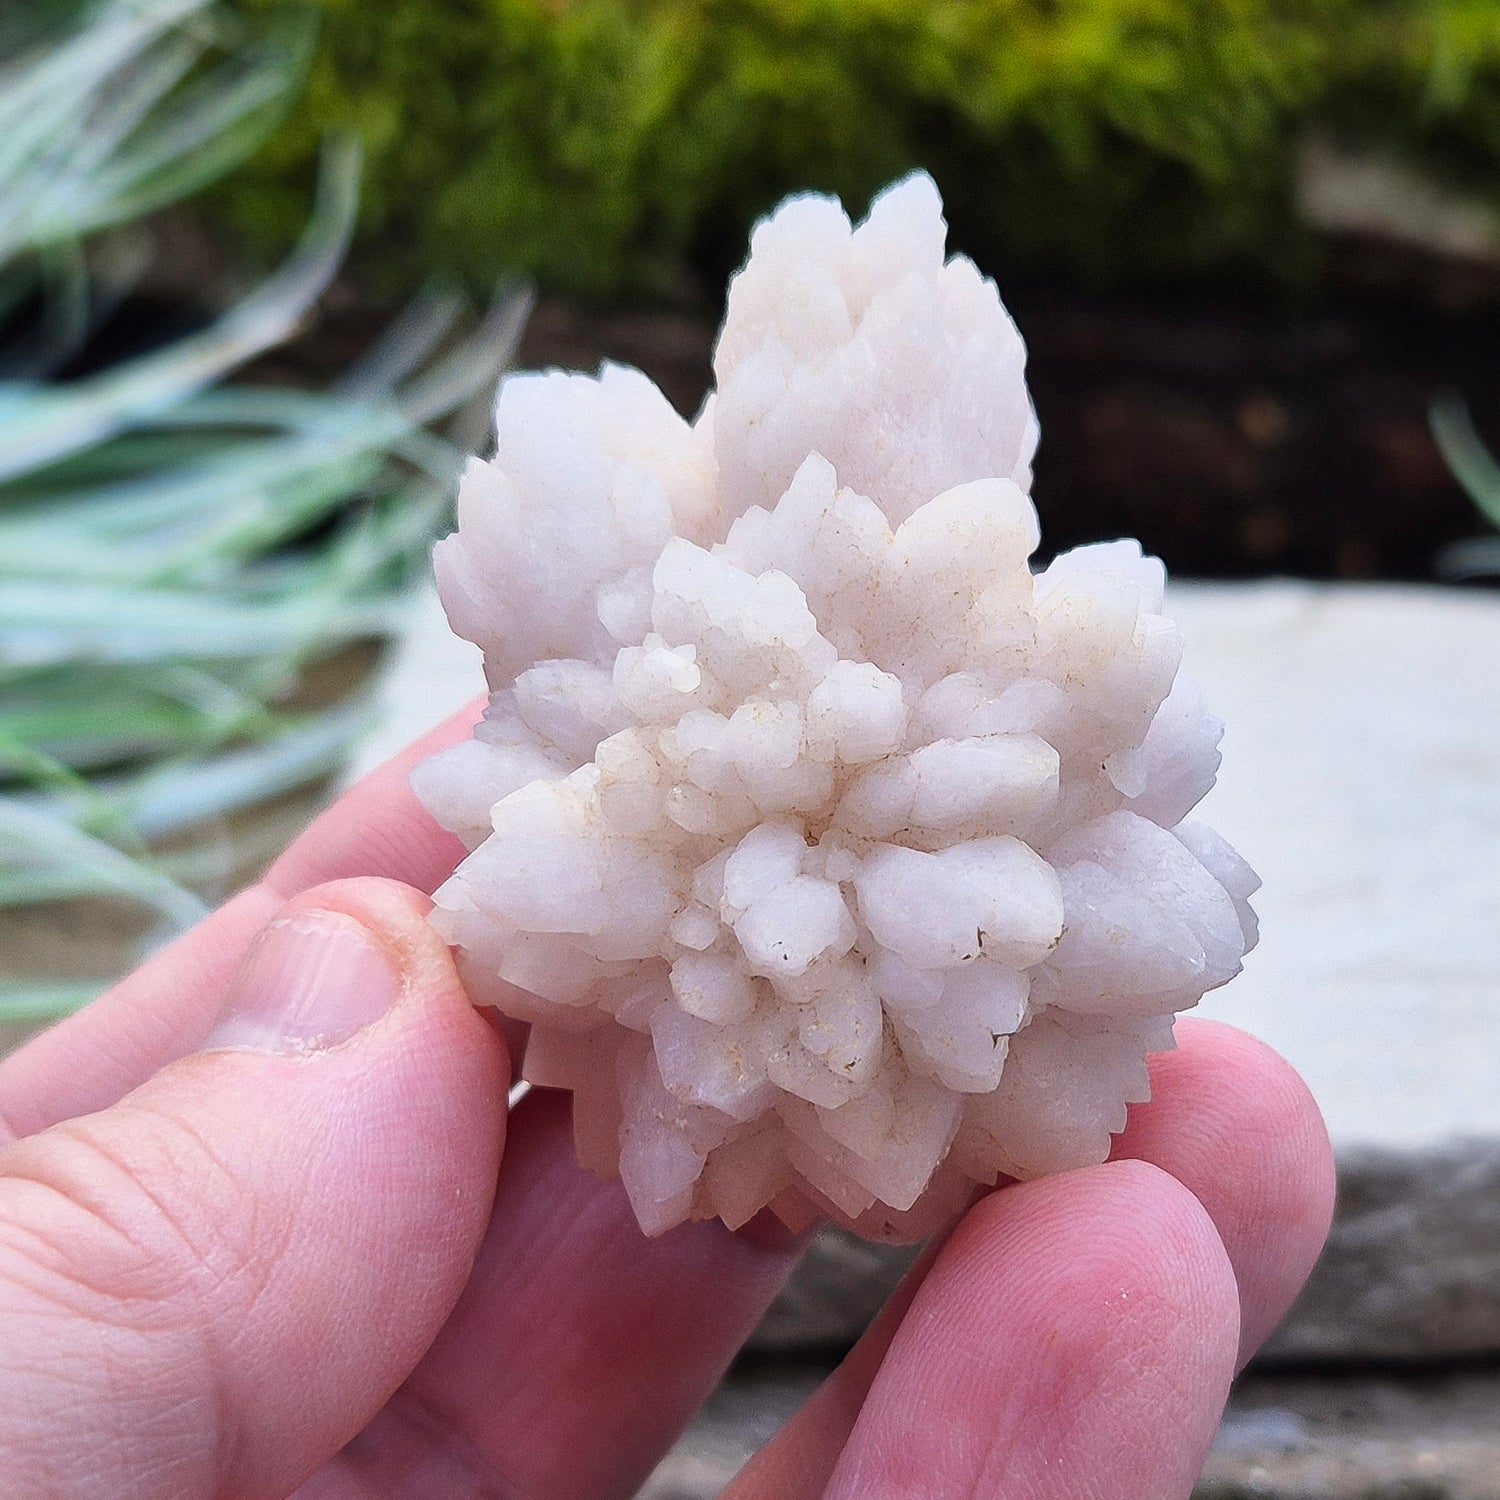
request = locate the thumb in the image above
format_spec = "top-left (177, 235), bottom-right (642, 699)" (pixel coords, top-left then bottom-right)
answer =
top-left (0, 878), bottom-right (507, 1500)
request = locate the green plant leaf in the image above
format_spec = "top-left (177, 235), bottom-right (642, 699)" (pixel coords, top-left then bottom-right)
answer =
top-left (0, 983), bottom-right (107, 1024)
top-left (1432, 395), bottom-right (1500, 533)
top-left (0, 3), bottom-right (527, 1024)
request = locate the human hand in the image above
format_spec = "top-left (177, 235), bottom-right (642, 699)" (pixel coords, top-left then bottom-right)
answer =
top-left (0, 703), bottom-right (1334, 1499)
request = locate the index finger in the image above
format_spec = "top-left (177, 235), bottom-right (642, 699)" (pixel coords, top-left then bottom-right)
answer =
top-left (727, 1017), bottom-right (1334, 1498)
top-left (0, 700), bottom-right (483, 1138)
top-left (820, 1160), bottom-right (1240, 1500)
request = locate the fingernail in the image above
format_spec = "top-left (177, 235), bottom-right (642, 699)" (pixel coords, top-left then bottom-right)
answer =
top-left (202, 910), bottom-right (401, 1055)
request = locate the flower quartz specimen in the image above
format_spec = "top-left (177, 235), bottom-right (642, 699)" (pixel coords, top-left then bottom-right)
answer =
top-left (413, 174), bottom-right (1259, 1241)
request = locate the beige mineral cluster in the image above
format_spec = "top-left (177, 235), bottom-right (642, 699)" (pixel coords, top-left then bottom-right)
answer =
top-left (413, 173), bottom-right (1258, 1241)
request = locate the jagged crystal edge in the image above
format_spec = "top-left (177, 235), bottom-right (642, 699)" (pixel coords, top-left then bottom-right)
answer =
top-left (413, 172), bottom-right (1258, 1242)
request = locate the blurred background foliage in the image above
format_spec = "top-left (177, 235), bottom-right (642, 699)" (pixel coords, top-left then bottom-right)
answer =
top-left (0, 0), bottom-right (522, 1022)
top-left (5, 0), bottom-right (1499, 1025)
top-left (214, 0), bottom-right (1500, 301)
top-left (1432, 395), bottom-right (1500, 580)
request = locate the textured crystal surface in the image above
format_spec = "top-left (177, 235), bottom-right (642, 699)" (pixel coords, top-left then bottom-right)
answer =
top-left (413, 174), bottom-right (1258, 1241)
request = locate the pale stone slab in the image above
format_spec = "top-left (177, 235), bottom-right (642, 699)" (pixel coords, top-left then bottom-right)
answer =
top-left (1197, 1367), bottom-right (1500, 1499)
top-left (640, 1366), bottom-right (825, 1500)
top-left (751, 1229), bottom-right (919, 1352)
top-left (1263, 1141), bottom-right (1500, 1362)
top-left (639, 1363), bottom-right (1500, 1499)
top-left (753, 1138), bottom-right (1500, 1364)
top-left (345, 585), bottom-right (483, 784)
top-left (1177, 581), bottom-right (1500, 1149)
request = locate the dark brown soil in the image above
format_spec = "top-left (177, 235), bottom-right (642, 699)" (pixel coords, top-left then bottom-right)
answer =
top-left (517, 264), bottom-right (1500, 584)
top-left (66, 223), bottom-right (1500, 586)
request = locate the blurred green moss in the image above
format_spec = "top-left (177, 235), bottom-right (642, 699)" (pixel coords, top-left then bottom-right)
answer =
top-left (217, 0), bottom-right (1500, 300)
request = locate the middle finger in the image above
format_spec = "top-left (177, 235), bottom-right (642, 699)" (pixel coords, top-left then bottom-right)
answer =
top-left (336, 1087), bottom-right (810, 1500)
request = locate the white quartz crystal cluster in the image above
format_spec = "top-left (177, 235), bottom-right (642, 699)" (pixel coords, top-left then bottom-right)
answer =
top-left (414, 173), bottom-right (1259, 1241)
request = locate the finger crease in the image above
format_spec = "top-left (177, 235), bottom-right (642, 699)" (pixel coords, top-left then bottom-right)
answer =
top-left (336, 1384), bottom-right (518, 1500)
